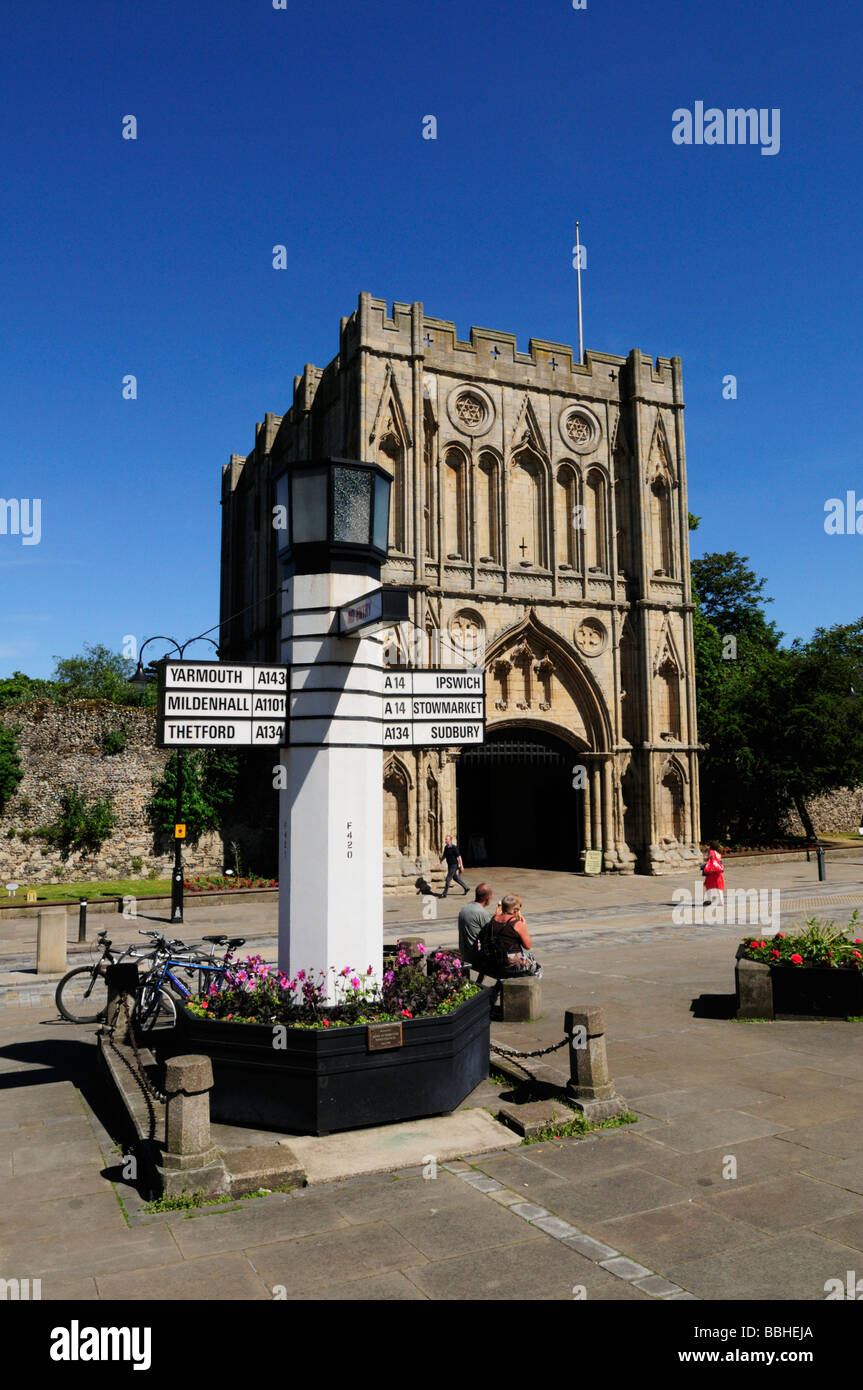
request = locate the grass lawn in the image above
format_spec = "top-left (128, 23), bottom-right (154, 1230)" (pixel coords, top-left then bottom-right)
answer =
top-left (1, 877), bottom-right (172, 904)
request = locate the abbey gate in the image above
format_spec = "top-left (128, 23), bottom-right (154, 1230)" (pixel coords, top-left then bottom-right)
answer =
top-left (220, 294), bottom-right (702, 877)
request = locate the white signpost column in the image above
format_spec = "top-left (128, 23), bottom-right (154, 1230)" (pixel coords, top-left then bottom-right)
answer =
top-left (278, 571), bottom-right (384, 992)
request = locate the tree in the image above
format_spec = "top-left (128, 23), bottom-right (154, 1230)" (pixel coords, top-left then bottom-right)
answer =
top-left (0, 671), bottom-right (58, 707)
top-left (51, 644), bottom-right (155, 706)
top-left (0, 726), bottom-right (24, 812)
top-left (146, 750), bottom-right (240, 845)
top-left (690, 553), bottom-right (782, 651)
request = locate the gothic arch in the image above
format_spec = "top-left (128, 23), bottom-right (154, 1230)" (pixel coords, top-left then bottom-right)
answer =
top-left (485, 609), bottom-right (612, 752)
top-left (443, 445), bottom-right (468, 560)
top-left (476, 449), bottom-right (501, 563)
top-left (383, 757), bottom-right (412, 855)
top-left (510, 447), bottom-right (548, 568)
top-left (657, 756), bottom-right (687, 843)
top-left (584, 467), bottom-right (608, 573)
top-left (555, 461), bottom-right (580, 569)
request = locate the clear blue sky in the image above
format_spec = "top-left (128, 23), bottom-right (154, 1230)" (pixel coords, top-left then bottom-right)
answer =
top-left (2, 0), bottom-right (860, 676)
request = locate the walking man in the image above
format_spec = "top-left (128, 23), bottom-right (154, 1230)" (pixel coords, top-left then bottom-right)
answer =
top-left (440, 834), bottom-right (469, 897)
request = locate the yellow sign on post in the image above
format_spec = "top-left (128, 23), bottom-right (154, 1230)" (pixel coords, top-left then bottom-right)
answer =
top-left (174, 824), bottom-right (186, 840)
top-left (26, 890), bottom-right (38, 903)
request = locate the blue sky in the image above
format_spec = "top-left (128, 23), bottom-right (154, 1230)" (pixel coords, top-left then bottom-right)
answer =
top-left (1, 0), bottom-right (860, 676)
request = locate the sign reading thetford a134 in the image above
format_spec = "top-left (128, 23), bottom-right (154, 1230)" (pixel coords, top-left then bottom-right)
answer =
top-left (157, 660), bottom-right (288, 747)
top-left (382, 668), bottom-right (486, 747)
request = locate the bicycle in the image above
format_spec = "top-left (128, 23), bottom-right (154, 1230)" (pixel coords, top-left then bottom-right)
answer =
top-left (133, 933), bottom-right (245, 1032)
top-left (54, 930), bottom-right (155, 1024)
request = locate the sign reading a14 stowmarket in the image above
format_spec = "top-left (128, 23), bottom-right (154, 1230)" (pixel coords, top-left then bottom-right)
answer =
top-left (157, 660), bottom-right (288, 747)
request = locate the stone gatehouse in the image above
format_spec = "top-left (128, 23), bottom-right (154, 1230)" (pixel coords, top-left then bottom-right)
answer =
top-left (219, 293), bottom-right (702, 876)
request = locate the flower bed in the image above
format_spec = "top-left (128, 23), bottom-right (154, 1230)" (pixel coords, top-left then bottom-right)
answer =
top-left (183, 874), bottom-right (277, 893)
top-left (175, 945), bottom-right (490, 1134)
top-left (736, 915), bottom-right (863, 1019)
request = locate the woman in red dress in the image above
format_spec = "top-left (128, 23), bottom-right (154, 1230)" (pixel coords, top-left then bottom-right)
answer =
top-left (702, 842), bottom-right (725, 905)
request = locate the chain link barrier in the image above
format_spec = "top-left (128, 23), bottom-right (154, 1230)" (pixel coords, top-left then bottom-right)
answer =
top-left (490, 1036), bottom-right (568, 1060)
top-left (104, 992), bottom-right (168, 1144)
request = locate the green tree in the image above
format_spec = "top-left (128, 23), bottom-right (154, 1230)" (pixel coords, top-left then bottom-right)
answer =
top-left (0, 726), bottom-right (24, 812)
top-left (0, 671), bottom-right (58, 706)
top-left (36, 787), bottom-right (116, 860)
top-left (146, 750), bottom-right (240, 845)
top-left (52, 644), bottom-right (155, 706)
top-left (690, 553), bottom-right (782, 651)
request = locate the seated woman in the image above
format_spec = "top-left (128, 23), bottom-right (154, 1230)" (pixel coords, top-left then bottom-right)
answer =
top-left (486, 894), bottom-right (542, 978)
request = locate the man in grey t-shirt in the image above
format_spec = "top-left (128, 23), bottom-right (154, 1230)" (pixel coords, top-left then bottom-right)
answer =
top-left (458, 882), bottom-right (493, 967)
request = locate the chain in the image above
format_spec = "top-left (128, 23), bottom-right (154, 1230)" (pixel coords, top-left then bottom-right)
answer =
top-left (104, 993), bottom-right (168, 1146)
top-left (490, 1036), bottom-right (569, 1059)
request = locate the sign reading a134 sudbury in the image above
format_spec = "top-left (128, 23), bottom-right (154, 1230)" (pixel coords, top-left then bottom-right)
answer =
top-left (157, 661), bottom-right (288, 747)
top-left (382, 668), bottom-right (486, 747)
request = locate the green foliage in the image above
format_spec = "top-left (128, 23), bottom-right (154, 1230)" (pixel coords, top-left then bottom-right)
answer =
top-left (520, 1110), bottom-right (639, 1145)
top-left (691, 552), bottom-right (782, 651)
top-left (0, 726), bottom-right (24, 812)
top-left (36, 787), bottom-right (116, 860)
top-left (0, 671), bottom-right (58, 707)
top-left (740, 913), bottom-right (863, 970)
top-left (100, 726), bottom-right (128, 756)
top-left (146, 749), bottom-right (240, 845)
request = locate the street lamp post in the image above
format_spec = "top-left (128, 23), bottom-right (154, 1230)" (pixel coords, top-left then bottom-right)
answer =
top-left (128, 633), bottom-right (220, 924)
top-left (272, 456), bottom-right (392, 991)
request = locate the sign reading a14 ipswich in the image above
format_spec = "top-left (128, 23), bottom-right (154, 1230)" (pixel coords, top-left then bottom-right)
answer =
top-left (157, 660), bottom-right (288, 747)
top-left (382, 668), bottom-right (485, 747)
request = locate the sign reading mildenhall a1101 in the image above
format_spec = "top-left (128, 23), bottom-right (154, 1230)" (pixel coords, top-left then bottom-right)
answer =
top-left (382, 669), bottom-right (486, 747)
top-left (158, 661), bottom-right (288, 747)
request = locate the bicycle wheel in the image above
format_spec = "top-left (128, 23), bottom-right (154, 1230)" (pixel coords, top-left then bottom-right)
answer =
top-left (134, 985), bottom-right (177, 1033)
top-left (55, 966), bottom-right (109, 1024)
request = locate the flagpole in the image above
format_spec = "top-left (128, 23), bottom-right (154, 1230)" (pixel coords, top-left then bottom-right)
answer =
top-left (575, 220), bottom-right (584, 365)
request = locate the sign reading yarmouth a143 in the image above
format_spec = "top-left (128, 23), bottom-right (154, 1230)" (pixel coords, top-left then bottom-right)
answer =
top-left (382, 668), bottom-right (486, 747)
top-left (157, 660), bottom-right (288, 747)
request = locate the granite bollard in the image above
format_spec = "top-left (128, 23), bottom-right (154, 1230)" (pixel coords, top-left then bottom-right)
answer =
top-left (36, 907), bottom-right (67, 974)
top-left (564, 1005), bottom-right (627, 1121)
top-left (158, 1054), bottom-right (227, 1197)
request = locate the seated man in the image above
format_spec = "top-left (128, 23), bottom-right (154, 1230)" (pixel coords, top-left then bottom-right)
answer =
top-left (458, 882), bottom-right (494, 973)
top-left (484, 894), bottom-right (542, 978)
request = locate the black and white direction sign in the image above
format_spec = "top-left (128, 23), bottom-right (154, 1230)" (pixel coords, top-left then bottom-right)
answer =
top-left (381, 669), bottom-right (486, 746)
top-left (158, 661), bottom-right (288, 747)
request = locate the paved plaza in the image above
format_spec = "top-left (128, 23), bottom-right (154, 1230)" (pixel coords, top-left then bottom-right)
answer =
top-left (3, 854), bottom-right (863, 1300)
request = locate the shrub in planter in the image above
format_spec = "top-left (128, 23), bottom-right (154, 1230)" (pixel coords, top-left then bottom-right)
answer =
top-left (737, 913), bottom-right (863, 1019)
top-left (739, 913), bottom-right (863, 971)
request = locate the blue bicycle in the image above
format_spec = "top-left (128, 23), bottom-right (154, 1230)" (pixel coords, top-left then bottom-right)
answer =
top-left (133, 933), bottom-right (245, 1032)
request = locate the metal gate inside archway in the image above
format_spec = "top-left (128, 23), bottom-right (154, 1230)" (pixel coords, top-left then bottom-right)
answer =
top-left (456, 727), bottom-right (584, 870)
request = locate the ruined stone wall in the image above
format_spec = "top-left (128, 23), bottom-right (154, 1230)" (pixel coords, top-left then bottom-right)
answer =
top-left (782, 788), bottom-right (863, 838)
top-left (0, 700), bottom-right (224, 885)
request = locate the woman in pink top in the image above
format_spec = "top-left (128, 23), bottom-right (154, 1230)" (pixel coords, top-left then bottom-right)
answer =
top-left (702, 842), bottom-right (725, 905)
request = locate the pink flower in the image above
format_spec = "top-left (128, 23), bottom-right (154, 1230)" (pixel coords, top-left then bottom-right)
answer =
top-left (790, 953), bottom-right (803, 965)
top-left (367, 965), bottom-right (373, 974)
top-left (350, 976), bottom-right (361, 990)
top-left (771, 949), bottom-right (780, 958)
top-left (416, 943), bottom-right (426, 955)
top-left (322, 1018), bottom-right (331, 1028)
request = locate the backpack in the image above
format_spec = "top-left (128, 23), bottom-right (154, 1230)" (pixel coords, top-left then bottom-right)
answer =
top-left (477, 915), bottom-right (518, 975)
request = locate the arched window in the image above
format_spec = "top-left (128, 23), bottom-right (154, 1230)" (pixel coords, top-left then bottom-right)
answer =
top-left (378, 433), bottom-right (405, 552)
top-left (510, 448), bottom-right (546, 568)
top-left (584, 469), bottom-right (607, 573)
top-left (476, 452), bottom-right (500, 562)
top-left (555, 464), bottom-right (579, 569)
top-left (658, 761), bottom-right (686, 842)
top-left (620, 630), bottom-right (638, 743)
top-left (383, 760), bottom-right (410, 855)
top-left (444, 448), bottom-right (468, 560)
top-left (651, 478), bottom-right (674, 576)
top-left (656, 658), bottom-right (681, 739)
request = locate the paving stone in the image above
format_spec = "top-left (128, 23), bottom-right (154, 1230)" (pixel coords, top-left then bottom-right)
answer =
top-left (404, 1233), bottom-right (614, 1301)
top-left (666, 1230), bottom-right (857, 1301)
top-left (510, 1202), bottom-right (550, 1221)
top-left (664, 1291), bottom-right (699, 1300)
top-left (0, 1223), bottom-right (184, 1281)
top-left (331, 1172), bottom-right (488, 1225)
top-left (590, 1200), bottom-right (763, 1268)
top-left (513, 1130), bottom-right (662, 1181)
top-left (291, 1271), bottom-right (428, 1300)
top-left (576, 1274), bottom-right (653, 1300)
top-left (810, 1210), bottom-right (863, 1251)
top-left (0, 1162), bottom-right (108, 1204)
top-left (794, 1154), bottom-right (863, 1196)
top-left (41, 1276), bottom-right (101, 1301)
top-left (633, 1274), bottom-right (684, 1296)
top-left (774, 1117), bottom-right (863, 1159)
top-left (465, 1151), bottom-right (570, 1196)
top-left (97, 1252), bottom-right (270, 1301)
top-left (561, 1233), bottom-right (620, 1261)
top-left (630, 1084), bottom-right (777, 1121)
top-left (696, 1172), bottom-right (863, 1233)
top-left (167, 1192), bottom-right (349, 1258)
top-left (636, 1135), bottom-right (811, 1190)
top-left (245, 1221), bottom-right (429, 1295)
top-left (537, 1168), bottom-right (690, 1225)
top-left (387, 1197), bottom-right (544, 1260)
top-left (458, 1173), bottom-right (502, 1192)
top-left (487, 1189), bottom-right (523, 1206)
top-left (600, 1255), bottom-right (653, 1280)
top-left (532, 1215), bottom-right (580, 1239)
top-left (643, 1110), bottom-right (789, 1154)
top-left (0, 1189), bottom-right (126, 1241)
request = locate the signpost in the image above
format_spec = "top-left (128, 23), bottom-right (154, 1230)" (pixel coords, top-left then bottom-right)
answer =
top-left (382, 668), bottom-right (486, 747)
top-left (157, 660), bottom-right (288, 748)
top-left (338, 585), bottom-right (409, 636)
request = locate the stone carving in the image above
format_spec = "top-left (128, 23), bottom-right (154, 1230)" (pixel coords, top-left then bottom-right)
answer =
top-left (560, 406), bottom-right (601, 453)
top-left (575, 618), bottom-right (607, 656)
top-left (455, 393), bottom-right (485, 427)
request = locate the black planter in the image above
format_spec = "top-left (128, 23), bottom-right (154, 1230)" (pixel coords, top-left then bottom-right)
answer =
top-left (175, 987), bottom-right (492, 1136)
top-left (735, 946), bottom-right (863, 1020)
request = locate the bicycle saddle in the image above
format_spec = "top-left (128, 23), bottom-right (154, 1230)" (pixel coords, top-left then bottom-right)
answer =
top-left (202, 935), bottom-right (228, 944)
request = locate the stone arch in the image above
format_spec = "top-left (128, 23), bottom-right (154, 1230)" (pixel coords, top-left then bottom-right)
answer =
top-left (443, 445), bottom-right (468, 560)
top-left (476, 449), bottom-right (501, 562)
top-left (378, 432), bottom-right (406, 553)
top-left (584, 467), bottom-right (608, 573)
top-left (555, 461), bottom-right (580, 569)
top-left (426, 763), bottom-right (441, 857)
top-left (383, 757), bottom-right (412, 855)
top-left (485, 609), bottom-right (612, 753)
top-left (656, 657), bottom-right (681, 739)
top-left (448, 608), bottom-right (485, 666)
top-left (510, 447), bottom-right (548, 568)
top-left (657, 756), bottom-right (687, 843)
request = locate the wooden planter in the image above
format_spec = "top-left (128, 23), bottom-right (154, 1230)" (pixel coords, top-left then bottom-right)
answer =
top-left (735, 946), bottom-right (863, 1020)
top-left (175, 987), bottom-right (492, 1136)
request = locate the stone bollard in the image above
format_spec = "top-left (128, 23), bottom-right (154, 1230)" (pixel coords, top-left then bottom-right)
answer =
top-left (564, 1005), bottom-right (627, 1122)
top-left (102, 962), bottom-right (141, 1038)
top-left (399, 935), bottom-right (428, 975)
top-left (501, 976), bottom-right (542, 1022)
top-left (158, 1055), bottom-right (227, 1198)
top-left (36, 907), bottom-right (68, 974)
